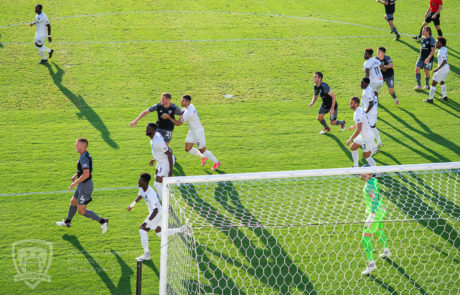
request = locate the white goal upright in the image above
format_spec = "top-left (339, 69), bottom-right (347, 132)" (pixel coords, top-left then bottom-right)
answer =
top-left (159, 162), bottom-right (459, 294)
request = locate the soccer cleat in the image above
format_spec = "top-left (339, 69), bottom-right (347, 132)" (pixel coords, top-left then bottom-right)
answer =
top-left (56, 220), bottom-right (71, 227)
top-left (361, 262), bottom-right (377, 275)
top-left (394, 98), bottom-right (399, 105)
top-left (423, 99), bottom-right (434, 104)
top-left (319, 127), bottom-right (330, 134)
top-left (414, 85), bottom-right (421, 90)
top-left (38, 59), bottom-right (48, 64)
top-left (437, 96), bottom-right (448, 101)
top-left (201, 157), bottom-right (208, 167)
top-left (423, 85), bottom-right (430, 90)
top-left (341, 120), bottom-right (346, 132)
top-left (211, 161), bottom-right (221, 171)
top-left (395, 34), bottom-right (400, 41)
top-left (101, 218), bottom-right (109, 234)
top-left (136, 253), bottom-right (151, 261)
top-left (379, 249), bottom-right (392, 259)
top-left (377, 143), bottom-right (384, 148)
top-left (49, 49), bottom-right (54, 59)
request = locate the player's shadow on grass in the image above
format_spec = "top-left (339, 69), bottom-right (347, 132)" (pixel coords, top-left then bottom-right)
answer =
top-left (325, 133), bottom-right (352, 162)
top-left (382, 258), bottom-right (429, 295)
top-left (374, 150), bottom-right (402, 166)
top-left (44, 62), bottom-right (119, 149)
top-left (62, 234), bottom-right (133, 294)
top-left (367, 275), bottom-right (399, 295)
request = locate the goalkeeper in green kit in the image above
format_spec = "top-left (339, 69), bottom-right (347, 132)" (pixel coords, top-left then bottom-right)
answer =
top-left (360, 164), bottom-right (391, 275)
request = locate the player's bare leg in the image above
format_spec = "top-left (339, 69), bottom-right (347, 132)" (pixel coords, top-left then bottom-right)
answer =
top-left (185, 142), bottom-right (205, 164)
top-left (199, 146), bottom-right (220, 170)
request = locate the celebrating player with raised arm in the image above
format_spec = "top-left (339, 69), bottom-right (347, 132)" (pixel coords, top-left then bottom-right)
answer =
top-left (360, 165), bottom-right (391, 275)
top-left (127, 173), bottom-right (188, 261)
top-left (161, 95), bottom-right (221, 170)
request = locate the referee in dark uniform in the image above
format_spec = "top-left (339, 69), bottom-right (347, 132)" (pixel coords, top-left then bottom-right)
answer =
top-left (56, 138), bottom-right (108, 233)
top-left (130, 93), bottom-right (183, 146)
top-left (414, 0), bottom-right (443, 40)
top-left (377, 0), bottom-right (401, 40)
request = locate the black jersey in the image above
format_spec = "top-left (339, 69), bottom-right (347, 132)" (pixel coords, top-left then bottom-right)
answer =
top-left (378, 55), bottom-right (394, 78)
top-left (149, 103), bottom-right (184, 131)
top-left (384, 0), bottom-right (396, 14)
top-left (314, 82), bottom-right (337, 110)
top-left (419, 36), bottom-right (436, 61)
top-left (77, 151), bottom-right (92, 182)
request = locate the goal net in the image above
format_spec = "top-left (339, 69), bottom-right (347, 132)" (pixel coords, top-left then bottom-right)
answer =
top-left (159, 162), bottom-right (460, 294)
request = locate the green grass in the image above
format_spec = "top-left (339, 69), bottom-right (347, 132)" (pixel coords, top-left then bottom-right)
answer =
top-left (0, 0), bottom-right (459, 294)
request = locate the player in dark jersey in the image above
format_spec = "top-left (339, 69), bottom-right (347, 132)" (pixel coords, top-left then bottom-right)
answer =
top-left (413, 0), bottom-right (443, 40)
top-left (414, 26), bottom-right (436, 91)
top-left (56, 138), bottom-right (108, 233)
top-left (309, 72), bottom-right (345, 134)
top-left (377, 47), bottom-right (398, 105)
top-left (130, 92), bottom-right (184, 145)
top-left (376, 0), bottom-right (401, 40)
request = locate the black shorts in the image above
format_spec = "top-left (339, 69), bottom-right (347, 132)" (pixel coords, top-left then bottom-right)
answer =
top-left (425, 12), bottom-right (440, 26)
top-left (74, 180), bottom-right (93, 205)
top-left (385, 13), bottom-right (394, 21)
top-left (318, 105), bottom-right (338, 121)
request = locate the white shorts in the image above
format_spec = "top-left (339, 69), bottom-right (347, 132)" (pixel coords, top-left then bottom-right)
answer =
top-left (155, 156), bottom-right (176, 178)
top-left (366, 111), bottom-right (378, 127)
top-left (433, 67), bottom-right (450, 83)
top-left (186, 127), bottom-right (206, 149)
top-left (353, 135), bottom-right (376, 153)
top-left (370, 81), bottom-right (383, 93)
top-left (34, 34), bottom-right (46, 46)
top-left (144, 209), bottom-right (163, 230)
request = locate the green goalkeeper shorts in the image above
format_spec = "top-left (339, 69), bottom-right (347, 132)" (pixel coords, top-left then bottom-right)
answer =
top-left (363, 210), bottom-right (386, 234)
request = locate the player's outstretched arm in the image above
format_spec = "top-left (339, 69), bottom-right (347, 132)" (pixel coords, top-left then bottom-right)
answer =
top-left (161, 114), bottom-right (183, 126)
top-left (29, 21), bottom-right (36, 26)
top-left (165, 149), bottom-right (174, 177)
top-left (127, 196), bottom-right (143, 212)
top-left (130, 109), bottom-right (151, 127)
top-left (309, 95), bottom-right (318, 108)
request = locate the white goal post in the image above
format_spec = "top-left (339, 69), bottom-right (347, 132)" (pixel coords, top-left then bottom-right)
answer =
top-left (159, 162), bottom-right (460, 294)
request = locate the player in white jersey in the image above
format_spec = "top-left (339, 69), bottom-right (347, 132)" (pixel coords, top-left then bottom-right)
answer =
top-left (363, 48), bottom-right (384, 99)
top-left (162, 95), bottom-right (221, 170)
top-left (427, 37), bottom-right (450, 103)
top-left (361, 78), bottom-right (383, 150)
top-left (347, 96), bottom-right (377, 168)
top-left (29, 4), bottom-right (54, 64)
top-left (127, 173), bottom-right (188, 260)
top-left (146, 123), bottom-right (175, 201)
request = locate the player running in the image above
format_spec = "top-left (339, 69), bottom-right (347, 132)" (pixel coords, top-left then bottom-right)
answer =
top-left (308, 72), bottom-right (346, 134)
top-left (56, 138), bottom-right (108, 233)
top-left (346, 96), bottom-right (377, 168)
top-left (363, 48), bottom-right (384, 100)
top-left (377, 47), bottom-right (399, 105)
top-left (29, 4), bottom-right (54, 64)
top-left (360, 164), bottom-right (391, 275)
top-left (361, 78), bottom-right (383, 150)
top-left (161, 94), bottom-right (221, 170)
top-left (376, 0), bottom-right (401, 40)
top-left (426, 37), bottom-right (450, 103)
top-left (127, 173), bottom-right (188, 261)
top-left (146, 123), bottom-right (175, 200)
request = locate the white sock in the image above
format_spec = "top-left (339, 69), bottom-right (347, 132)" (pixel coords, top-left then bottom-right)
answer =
top-left (202, 150), bottom-right (218, 163)
top-left (372, 128), bottom-right (382, 145)
top-left (188, 148), bottom-right (204, 158)
top-left (139, 229), bottom-right (149, 254)
top-left (351, 150), bottom-right (359, 167)
top-left (429, 86), bottom-right (436, 100)
top-left (42, 45), bottom-right (51, 53)
top-left (365, 156), bottom-right (377, 166)
top-left (441, 84), bottom-right (447, 97)
top-left (37, 46), bottom-right (47, 59)
top-left (154, 181), bottom-right (162, 200)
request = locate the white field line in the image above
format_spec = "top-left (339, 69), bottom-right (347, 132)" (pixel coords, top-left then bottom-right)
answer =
top-left (0, 186), bottom-right (137, 197)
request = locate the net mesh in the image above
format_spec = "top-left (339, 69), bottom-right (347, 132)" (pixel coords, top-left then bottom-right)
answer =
top-left (163, 168), bottom-right (459, 294)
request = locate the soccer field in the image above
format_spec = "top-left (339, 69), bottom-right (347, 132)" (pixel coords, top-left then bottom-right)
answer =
top-left (0, 0), bottom-right (459, 294)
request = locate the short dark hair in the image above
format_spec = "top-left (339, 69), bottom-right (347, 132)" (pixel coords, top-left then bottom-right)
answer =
top-left (140, 173), bottom-right (151, 184)
top-left (77, 138), bottom-right (88, 146)
top-left (36, 4), bottom-right (43, 10)
top-left (182, 95), bottom-right (192, 102)
top-left (365, 48), bottom-right (373, 55)
top-left (147, 123), bottom-right (157, 130)
top-left (423, 26), bottom-right (432, 35)
top-left (351, 96), bottom-right (360, 104)
top-left (437, 36), bottom-right (446, 46)
top-left (162, 92), bottom-right (171, 99)
top-left (314, 72), bottom-right (323, 79)
top-left (362, 77), bottom-right (370, 84)
top-left (378, 47), bottom-right (386, 53)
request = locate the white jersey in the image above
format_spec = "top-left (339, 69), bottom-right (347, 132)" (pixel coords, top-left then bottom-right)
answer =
top-left (361, 86), bottom-right (378, 117)
top-left (437, 47), bottom-right (450, 72)
top-left (150, 132), bottom-right (170, 167)
top-left (139, 186), bottom-right (161, 213)
top-left (353, 107), bottom-right (373, 138)
top-left (363, 57), bottom-right (383, 84)
top-left (35, 12), bottom-right (49, 36)
top-left (181, 104), bottom-right (203, 131)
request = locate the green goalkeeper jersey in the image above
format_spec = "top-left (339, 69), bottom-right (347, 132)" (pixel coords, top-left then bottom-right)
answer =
top-left (363, 177), bottom-right (385, 214)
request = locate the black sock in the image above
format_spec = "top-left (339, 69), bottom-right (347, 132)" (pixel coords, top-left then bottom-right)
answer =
top-left (419, 26), bottom-right (423, 37)
top-left (437, 29), bottom-right (443, 36)
top-left (336, 120), bottom-right (343, 125)
top-left (425, 77), bottom-right (430, 86)
top-left (392, 93), bottom-right (397, 99)
top-left (320, 119), bottom-right (329, 129)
